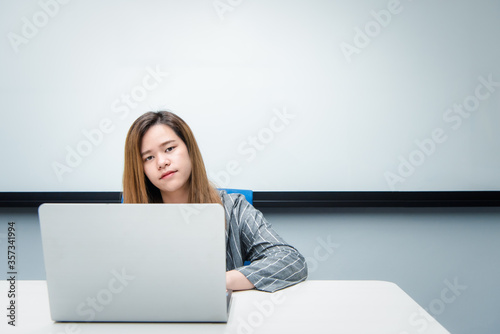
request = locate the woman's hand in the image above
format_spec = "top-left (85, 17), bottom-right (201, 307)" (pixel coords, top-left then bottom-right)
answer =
top-left (226, 270), bottom-right (255, 291)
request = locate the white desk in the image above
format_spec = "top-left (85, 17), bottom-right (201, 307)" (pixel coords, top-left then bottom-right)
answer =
top-left (1, 280), bottom-right (449, 334)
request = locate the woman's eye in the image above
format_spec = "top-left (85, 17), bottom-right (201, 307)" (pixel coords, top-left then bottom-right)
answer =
top-left (144, 156), bottom-right (153, 162)
top-left (166, 146), bottom-right (175, 152)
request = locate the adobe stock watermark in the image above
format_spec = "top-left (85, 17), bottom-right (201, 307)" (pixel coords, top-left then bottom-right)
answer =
top-left (51, 65), bottom-right (169, 183)
top-left (209, 107), bottom-right (295, 188)
top-left (400, 277), bottom-right (467, 334)
top-left (76, 267), bottom-right (135, 321)
top-left (340, 0), bottom-right (410, 64)
top-left (236, 290), bottom-right (286, 334)
top-left (178, 204), bottom-right (218, 225)
top-left (384, 74), bottom-right (499, 190)
top-left (213, 0), bottom-right (244, 21)
top-left (45, 268), bottom-right (134, 334)
top-left (7, 0), bottom-right (72, 54)
top-left (235, 235), bottom-right (338, 334)
top-left (304, 235), bottom-right (340, 274)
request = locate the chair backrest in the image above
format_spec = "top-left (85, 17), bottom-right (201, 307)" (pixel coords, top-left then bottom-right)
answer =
top-left (220, 188), bottom-right (253, 205)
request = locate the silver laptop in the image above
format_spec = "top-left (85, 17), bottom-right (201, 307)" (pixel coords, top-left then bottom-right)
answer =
top-left (38, 203), bottom-right (230, 322)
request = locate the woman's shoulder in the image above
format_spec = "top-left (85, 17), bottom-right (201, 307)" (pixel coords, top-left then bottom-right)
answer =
top-left (217, 189), bottom-right (257, 222)
top-left (217, 189), bottom-right (249, 209)
top-left (218, 189), bottom-right (260, 231)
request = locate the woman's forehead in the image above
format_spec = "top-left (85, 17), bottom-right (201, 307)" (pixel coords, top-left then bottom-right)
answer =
top-left (141, 124), bottom-right (179, 148)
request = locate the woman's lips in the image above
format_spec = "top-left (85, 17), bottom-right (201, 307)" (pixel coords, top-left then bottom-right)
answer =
top-left (160, 171), bottom-right (176, 179)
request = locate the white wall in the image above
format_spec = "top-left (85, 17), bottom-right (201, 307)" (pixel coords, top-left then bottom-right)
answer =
top-left (2, 0), bottom-right (500, 192)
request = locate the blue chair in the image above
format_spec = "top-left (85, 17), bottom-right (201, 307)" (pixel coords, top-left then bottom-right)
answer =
top-left (221, 188), bottom-right (253, 205)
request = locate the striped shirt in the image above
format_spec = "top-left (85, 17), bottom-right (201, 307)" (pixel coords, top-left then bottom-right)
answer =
top-left (220, 190), bottom-right (308, 292)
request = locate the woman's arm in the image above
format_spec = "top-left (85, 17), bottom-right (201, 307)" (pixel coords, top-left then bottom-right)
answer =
top-left (236, 226), bottom-right (308, 292)
top-left (223, 192), bottom-right (308, 292)
top-left (226, 269), bottom-right (255, 291)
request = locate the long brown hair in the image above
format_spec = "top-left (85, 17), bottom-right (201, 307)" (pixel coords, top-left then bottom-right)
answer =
top-left (123, 111), bottom-right (221, 204)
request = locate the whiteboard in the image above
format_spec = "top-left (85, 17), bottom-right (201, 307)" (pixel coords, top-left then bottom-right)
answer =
top-left (1, 0), bottom-right (499, 192)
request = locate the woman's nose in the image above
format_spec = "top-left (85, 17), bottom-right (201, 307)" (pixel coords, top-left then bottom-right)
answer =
top-left (157, 154), bottom-right (171, 169)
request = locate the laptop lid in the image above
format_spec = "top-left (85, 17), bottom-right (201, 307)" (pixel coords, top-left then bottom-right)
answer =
top-left (39, 203), bottom-right (228, 322)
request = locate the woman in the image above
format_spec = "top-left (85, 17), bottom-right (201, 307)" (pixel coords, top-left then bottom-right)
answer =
top-left (123, 111), bottom-right (307, 292)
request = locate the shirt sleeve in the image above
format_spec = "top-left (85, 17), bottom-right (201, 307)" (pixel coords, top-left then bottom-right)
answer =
top-left (228, 193), bottom-right (308, 292)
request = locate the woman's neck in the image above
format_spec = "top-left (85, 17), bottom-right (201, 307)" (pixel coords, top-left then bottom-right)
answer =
top-left (160, 185), bottom-right (189, 203)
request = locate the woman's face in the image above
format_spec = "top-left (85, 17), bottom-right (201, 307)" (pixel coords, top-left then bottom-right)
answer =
top-left (141, 124), bottom-right (192, 201)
